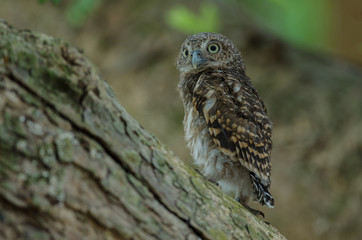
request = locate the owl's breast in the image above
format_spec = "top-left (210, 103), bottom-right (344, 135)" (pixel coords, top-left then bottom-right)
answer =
top-left (184, 105), bottom-right (210, 166)
top-left (183, 104), bottom-right (229, 181)
top-left (183, 103), bottom-right (254, 199)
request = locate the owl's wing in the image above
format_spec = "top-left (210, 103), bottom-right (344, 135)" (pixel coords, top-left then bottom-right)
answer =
top-left (192, 72), bottom-right (272, 185)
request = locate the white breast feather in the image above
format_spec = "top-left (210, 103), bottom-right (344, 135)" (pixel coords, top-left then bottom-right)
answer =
top-left (183, 104), bottom-right (254, 200)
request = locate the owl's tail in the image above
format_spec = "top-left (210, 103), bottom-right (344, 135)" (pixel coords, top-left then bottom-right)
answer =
top-left (250, 172), bottom-right (274, 208)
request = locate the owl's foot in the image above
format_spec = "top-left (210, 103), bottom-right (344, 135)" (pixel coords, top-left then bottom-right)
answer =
top-left (243, 205), bottom-right (265, 219)
top-left (236, 196), bottom-right (265, 219)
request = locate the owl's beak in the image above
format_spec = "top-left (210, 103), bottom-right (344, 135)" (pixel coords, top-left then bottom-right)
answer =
top-left (191, 50), bottom-right (206, 69)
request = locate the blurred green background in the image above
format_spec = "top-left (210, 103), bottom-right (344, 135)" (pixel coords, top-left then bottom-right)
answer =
top-left (1, 0), bottom-right (362, 239)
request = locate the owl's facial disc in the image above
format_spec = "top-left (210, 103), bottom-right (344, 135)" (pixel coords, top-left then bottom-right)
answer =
top-left (177, 33), bottom-right (246, 76)
top-left (191, 50), bottom-right (207, 69)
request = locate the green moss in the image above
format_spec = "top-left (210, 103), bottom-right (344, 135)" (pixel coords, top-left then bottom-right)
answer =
top-left (4, 111), bottom-right (27, 137)
top-left (0, 125), bottom-right (16, 149)
top-left (17, 51), bottom-right (38, 69)
top-left (29, 67), bottom-right (83, 112)
top-left (182, 165), bottom-right (200, 177)
top-left (249, 226), bottom-right (269, 240)
top-left (151, 151), bottom-right (168, 173)
top-left (230, 212), bottom-right (248, 229)
top-left (118, 176), bottom-right (152, 222)
top-left (138, 135), bottom-right (151, 146)
top-left (209, 229), bottom-right (228, 240)
top-left (175, 192), bottom-right (198, 217)
top-left (126, 174), bottom-right (153, 199)
top-left (113, 121), bottom-right (125, 135)
top-left (55, 132), bottom-right (76, 162)
top-left (60, 63), bottom-right (75, 76)
top-left (44, 107), bottom-right (71, 128)
top-left (121, 150), bottom-right (141, 165)
top-left (20, 91), bottom-right (43, 106)
top-left (0, 42), bottom-right (15, 59)
top-left (190, 177), bottom-right (212, 200)
top-left (32, 194), bottom-right (51, 211)
top-left (0, 152), bottom-right (20, 173)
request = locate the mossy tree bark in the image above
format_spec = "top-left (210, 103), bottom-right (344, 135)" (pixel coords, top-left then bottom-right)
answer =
top-left (0, 20), bottom-right (286, 240)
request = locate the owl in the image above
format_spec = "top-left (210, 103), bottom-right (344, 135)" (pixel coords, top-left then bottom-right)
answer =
top-left (176, 32), bottom-right (274, 216)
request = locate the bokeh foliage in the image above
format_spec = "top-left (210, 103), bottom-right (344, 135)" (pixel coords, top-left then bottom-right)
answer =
top-left (65, 0), bottom-right (100, 27)
top-left (38, 0), bottom-right (60, 3)
top-left (242, 0), bottom-right (332, 48)
top-left (38, 0), bottom-right (100, 27)
top-left (38, 0), bottom-right (332, 50)
top-left (165, 0), bottom-right (331, 50)
top-left (165, 3), bottom-right (221, 33)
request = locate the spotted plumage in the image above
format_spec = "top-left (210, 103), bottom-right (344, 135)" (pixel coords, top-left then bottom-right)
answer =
top-left (176, 33), bottom-right (274, 212)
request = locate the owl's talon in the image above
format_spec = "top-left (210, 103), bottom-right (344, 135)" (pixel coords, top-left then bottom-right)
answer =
top-left (236, 197), bottom-right (265, 218)
top-left (244, 205), bottom-right (265, 219)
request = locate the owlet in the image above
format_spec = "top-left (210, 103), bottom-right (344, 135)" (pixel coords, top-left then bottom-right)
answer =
top-left (176, 32), bottom-right (274, 215)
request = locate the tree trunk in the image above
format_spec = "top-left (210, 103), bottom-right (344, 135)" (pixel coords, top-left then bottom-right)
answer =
top-left (0, 20), bottom-right (286, 240)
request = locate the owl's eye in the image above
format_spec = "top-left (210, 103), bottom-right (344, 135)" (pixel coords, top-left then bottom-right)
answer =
top-left (182, 49), bottom-right (189, 57)
top-left (207, 43), bottom-right (220, 54)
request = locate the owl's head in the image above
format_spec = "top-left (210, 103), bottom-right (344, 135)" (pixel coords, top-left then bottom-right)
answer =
top-left (176, 32), bottom-right (245, 74)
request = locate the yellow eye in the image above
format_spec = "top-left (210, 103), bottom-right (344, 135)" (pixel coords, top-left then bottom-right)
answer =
top-left (182, 49), bottom-right (189, 57)
top-left (207, 43), bottom-right (220, 53)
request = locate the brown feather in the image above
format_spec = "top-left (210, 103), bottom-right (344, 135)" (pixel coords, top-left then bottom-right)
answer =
top-left (192, 71), bottom-right (272, 185)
